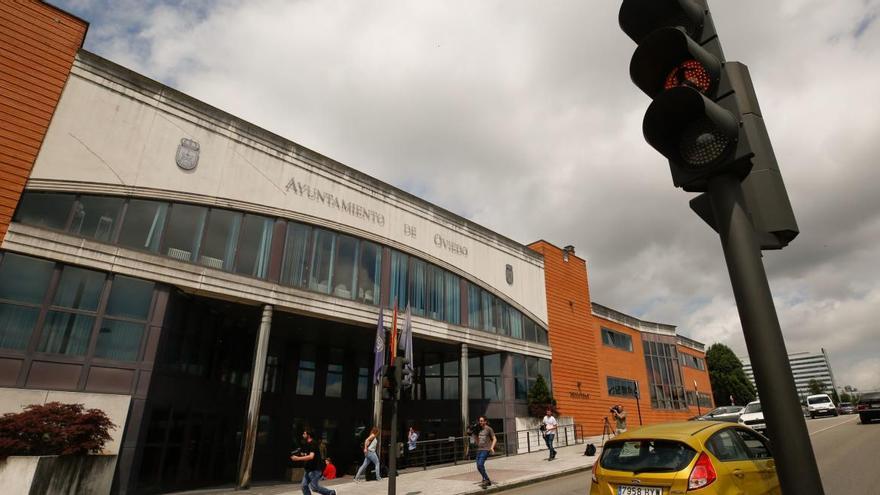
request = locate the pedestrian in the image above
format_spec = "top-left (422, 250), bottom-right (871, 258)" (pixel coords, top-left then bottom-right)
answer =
top-left (404, 426), bottom-right (419, 467)
top-left (354, 426), bottom-right (382, 482)
top-left (611, 405), bottom-right (628, 435)
top-left (322, 457), bottom-right (337, 480)
top-left (541, 407), bottom-right (558, 460)
top-left (290, 429), bottom-right (336, 495)
top-left (474, 416), bottom-right (496, 488)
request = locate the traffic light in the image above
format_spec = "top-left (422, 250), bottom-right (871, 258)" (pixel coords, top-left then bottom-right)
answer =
top-left (383, 363), bottom-right (397, 391)
top-left (620, 0), bottom-right (798, 248)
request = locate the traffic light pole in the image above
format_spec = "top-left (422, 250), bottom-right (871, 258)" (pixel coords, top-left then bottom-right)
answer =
top-left (707, 174), bottom-right (824, 495)
top-left (387, 356), bottom-right (404, 495)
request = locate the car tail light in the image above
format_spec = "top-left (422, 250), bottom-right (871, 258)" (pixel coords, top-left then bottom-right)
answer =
top-left (858, 404), bottom-right (867, 411)
top-left (688, 452), bottom-right (717, 491)
top-left (591, 458), bottom-right (598, 483)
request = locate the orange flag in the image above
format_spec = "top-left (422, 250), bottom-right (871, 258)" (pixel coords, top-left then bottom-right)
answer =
top-left (391, 300), bottom-right (399, 360)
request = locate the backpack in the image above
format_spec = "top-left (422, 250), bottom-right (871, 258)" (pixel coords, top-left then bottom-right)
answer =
top-left (584, 443), bottom-right (597, 456)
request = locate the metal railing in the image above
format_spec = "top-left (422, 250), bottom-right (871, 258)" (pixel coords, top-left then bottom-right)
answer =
top-left (399, 423), bottom-right (585, 471)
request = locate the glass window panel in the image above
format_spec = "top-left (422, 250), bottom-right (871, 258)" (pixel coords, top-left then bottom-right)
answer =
top-left (468, 376), bottom-right (482, 399)
top-left (537, 328), bottom-right (549, 345)
top-left (296, 345), bottom-right (316, 396)
top-left (331, 235), bottom-right (357, 299)
top-left (409, 259), bottom-right (426, 316)
top-left (53, 266), bottom-right (105, 311)
top-left (444, 272), bottom-right (460, 325)
top-left (162, 204), bottom-right (207, 262)
top-left (425, 377), bottom-right (442, 400)
top-left (69, 195), bottom-right (124, 242)
top-left (0, 253), bottom-right (54, 304)
top-left (495, 299), bottom-right (508, 336)
top-left (425, 355), bottom-right (441, 376)
top-left (281, 222), bottom-right (311, 287)
top-left (325, 373), bottom-right (343, 398)
top-left (357, 367), bottom-right (369, 400)
top-left (443, 358), bottom-right (459, 377)
top-left (308, 229), bottom-right (335, 294)
top-left (235, 215), bottom-right (273, 279)
top-left (509, 309), bottom-right (523, 339)
top-left (443, 377), bottom-right (459, 400)
top-left (0, 303), bottom-right (40, 350)
top-left (14, 192), bottom-right (74, 230)
top-left (95, 319), bottom-right (144, 361)
top-left (467, 284), bottom-right (481, 329)
top-left (118, 200), bottom-right (168, 253)
top-left (38, 311), bottom-right (95, 356)
top-left (538, 359), bottom-right (552, 385)
top-left (199, 209), bottom-right (241, 270)
top-left (512, 354), bottom-right (525, 377)
top-left (468, 356), bottom-right (481, 376)
top-left (106, 276), bottom-right (154, 320)
top-left (481, 290), bottom-right (494, 331)
top-left (515, 377), bottom-right (528, 400)
top-left (389, 251), bottom-right (408, 309)
top-left (483, 377), bottom-right (502, 400)
top-left (356, 242), bottom-right (381, 305)
top-left (526, 357), bottom-right (539, 379)
top-left (483, 354), bottom-right (501, 376)
top-left (523, 318), bottom-right (536, 342)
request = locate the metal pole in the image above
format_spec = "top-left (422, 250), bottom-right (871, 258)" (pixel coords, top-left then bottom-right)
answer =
top-left (237, 304), bottom-right (273, 490)
top-left (695, 380), bottom-right (702, 417)
top-left (707, 174), bottom-right (824, 495)
top-left (387, 356), bottom-right (404, 495)
top-left (634, 383), bottom-right (643, 426)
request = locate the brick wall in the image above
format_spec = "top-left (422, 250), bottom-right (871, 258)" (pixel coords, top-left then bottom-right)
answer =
top-left (0, 1), bottom-right (87, 242)
top-left (530, 240), bottom-right (714, 436)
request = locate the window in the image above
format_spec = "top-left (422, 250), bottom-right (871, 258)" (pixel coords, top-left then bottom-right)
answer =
top-left (70, 195), bottom-right (124, 242)
top-left (523, 318), bottom-right (536, 342)
top-left (0, 253), bottom-right (54, 350)
top-left (325, 348), bottom-right (344, 398)
top-left (608, 376), bottom-right (638, 398)
top-left (389, 251), bottom-right (408, 309)
top-left (162, 204), bottom-right (207, 262)
top-left (444, 272), bottom-right (460, 325)
top-left (601, 328), bottom-right (633, 352)
top-left (296, 345), bottom-right (317, 395)
top-left (14, 192), bottom-right (74, 230)
top-left (509, 308), bottom-right (523, 339)
top-left (734, 428), bottom-right (772, 459)
top-left (235, 215), bottom-right (273, 279)
top-left (681, 353), bottom-right (706, 370)
top-left (425, 265), bottom-right (444, 320)
top-left (118, 199), bottom-right (168, 253)
top-left (308, 229), bottom-right (334, 294)
top-left (481, 290), bottom-right (494, 332)
top-left (424, 353), bottom-right (442, 400)
top-left (643, 336), bottom-right (687, 409)
top-left (199, 209), bottom-right (241, 270)
top-left (601, 440), bottom-right (696, 472)
top-left (482, 353), bottom-right (502, 400)
top-left (443, 357), bottom-right (459, 400)
top-left (513, 355), bottom-right (527, 400)
top-left (37, 266), bottom-right (106, 356)
top-left (331, 235), bottom-right (357, 299)
top-left (280, 222), bottom-right (311, 287)
top-left (94, 276), bottom-right (154, 361)
top-left (467, 284), bottom-right (481, 328)
top-left (356, 242), bottom-right (381, 305)
top-left (706, 429), bottom-right (749, 461)
top-left (468, 355), bottom-right (482, 399)
top-left (357, 355), bottom-right (371, 400)
top-left (409, 258), bottom-right (426, 316)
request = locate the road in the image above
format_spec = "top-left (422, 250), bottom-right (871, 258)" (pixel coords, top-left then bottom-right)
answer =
top-left (495, 414), bottom-right (879, 495)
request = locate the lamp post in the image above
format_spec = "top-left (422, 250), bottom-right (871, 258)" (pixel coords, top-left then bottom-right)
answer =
top-left (694, 380), bottom-right (702, 417)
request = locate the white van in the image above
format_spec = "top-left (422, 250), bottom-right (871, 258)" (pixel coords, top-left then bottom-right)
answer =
top-left (806, 393), bottom-right (838, 419)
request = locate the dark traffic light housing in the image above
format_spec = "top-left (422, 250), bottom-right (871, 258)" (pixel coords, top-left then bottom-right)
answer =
top-left (620, 0), bottom-right (798, 248)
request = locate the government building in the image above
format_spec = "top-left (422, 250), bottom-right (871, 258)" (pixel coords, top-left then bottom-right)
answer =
top-left (0, 2), bottom-right (711, 493)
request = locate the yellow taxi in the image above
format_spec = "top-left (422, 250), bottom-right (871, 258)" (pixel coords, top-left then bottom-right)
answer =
top-left (589, 421), bottom-right (779, 495)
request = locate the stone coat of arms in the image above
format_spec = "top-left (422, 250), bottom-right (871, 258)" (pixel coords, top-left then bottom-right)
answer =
top-left (176, 138), bottom-right (200, 170)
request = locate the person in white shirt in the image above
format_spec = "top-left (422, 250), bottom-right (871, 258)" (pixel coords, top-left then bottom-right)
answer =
top-left (541, 408), bottom-right (558, 460)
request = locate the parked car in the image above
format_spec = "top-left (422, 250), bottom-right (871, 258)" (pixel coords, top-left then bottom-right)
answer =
top-left (695, 406), bottom-right (745, 422)
top-left (837, 402), bottom-right (855, 415)
top-left (737, 401), bottom-right (766, 432)
top-left (857, 391), bottom-right (880, 424)
top-left (806, 394), bottom-right (838, 419)
top-left (590, 421), bottom-right (779, 495)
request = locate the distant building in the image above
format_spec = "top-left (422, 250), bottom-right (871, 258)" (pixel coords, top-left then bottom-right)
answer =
top-left (741, 349), bottom-right (837, 399)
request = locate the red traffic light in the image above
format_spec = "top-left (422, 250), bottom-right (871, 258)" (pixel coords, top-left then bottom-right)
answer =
top-left (630, 27), bottom-right (721, 98)
top-left (665, 60), bottom-right (712, 92)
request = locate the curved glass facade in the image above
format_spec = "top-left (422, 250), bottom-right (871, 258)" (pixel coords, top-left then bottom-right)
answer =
top-left (13, 191), bottom-right (548, 344)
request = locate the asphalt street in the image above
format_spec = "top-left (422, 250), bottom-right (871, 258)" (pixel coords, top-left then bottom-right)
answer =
top-left (495, 414), bottom-right (879, 495)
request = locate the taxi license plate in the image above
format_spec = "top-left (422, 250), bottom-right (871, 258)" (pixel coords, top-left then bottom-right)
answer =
top-left (617, 486), bottom-right (662, 495)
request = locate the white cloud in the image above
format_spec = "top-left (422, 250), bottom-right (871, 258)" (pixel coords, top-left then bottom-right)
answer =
top-left (55, 0), bottom-right (880, 390)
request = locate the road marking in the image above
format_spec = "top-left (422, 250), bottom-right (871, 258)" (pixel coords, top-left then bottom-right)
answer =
top-left (809, 415), bottom-right (858, 436)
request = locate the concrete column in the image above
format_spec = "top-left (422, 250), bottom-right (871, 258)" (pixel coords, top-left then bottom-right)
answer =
top-left (237, 304), bottom-right (273, 490)
top-left (373, 380), bottom-right (383, 431)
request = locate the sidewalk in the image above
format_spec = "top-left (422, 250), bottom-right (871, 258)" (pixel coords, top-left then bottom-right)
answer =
top-left (168, 436), bottom-right (604, 495)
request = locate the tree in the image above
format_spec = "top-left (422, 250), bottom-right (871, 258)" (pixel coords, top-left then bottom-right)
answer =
top-left (0, 402), bottom-right (115, 457)
top-left (527, 374), bottom-right (557, 418)
top-left (807, 379), bottom-right (827, 396)
top-left (840, 392), bottom-right (852, 404)
top-left (706, 343), bottom-right (756, 406)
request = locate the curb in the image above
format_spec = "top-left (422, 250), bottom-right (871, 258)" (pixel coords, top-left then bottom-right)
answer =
top-left (459, 459), bottom-right (598, 494)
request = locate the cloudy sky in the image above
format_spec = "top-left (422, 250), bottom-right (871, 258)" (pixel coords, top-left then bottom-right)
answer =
top-left (53, 0), bottom-right (879, 391)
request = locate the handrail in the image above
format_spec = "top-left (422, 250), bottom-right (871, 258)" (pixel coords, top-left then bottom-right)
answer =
top-left (399, 423), bottom-right (584, 471)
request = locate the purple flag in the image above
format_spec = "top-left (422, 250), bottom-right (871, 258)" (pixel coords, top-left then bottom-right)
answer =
top-left (373, 310), bottom-right (385, 385)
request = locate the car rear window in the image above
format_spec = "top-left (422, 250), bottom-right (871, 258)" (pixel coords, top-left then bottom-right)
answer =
top-left (860, 393), bottom-right (880, 402)
top-left (839, 402), bottom-right (851, 407)
top-left (808, 396), bottom-right (831, 404)
top-left (743, 403), bottom-right (762, 413)
top-left (600, 440), bottom-right (696, 473)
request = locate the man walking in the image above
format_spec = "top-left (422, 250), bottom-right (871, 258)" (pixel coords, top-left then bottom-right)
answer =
top-left (474, 416), bottom-right (496, 488)
top-left (290, 429), bottom-right (336, 495)
top-left (541, 408), bottom-right (558, 460)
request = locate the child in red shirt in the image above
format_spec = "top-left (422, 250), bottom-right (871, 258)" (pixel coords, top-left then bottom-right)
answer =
top-left (322, 457), bottom-right (337, 480)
